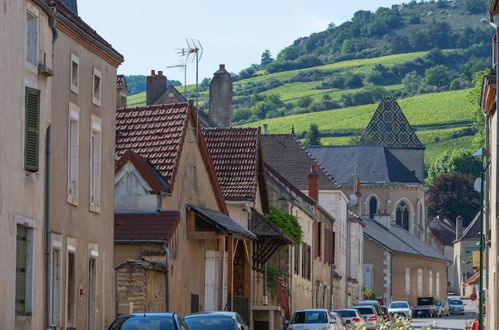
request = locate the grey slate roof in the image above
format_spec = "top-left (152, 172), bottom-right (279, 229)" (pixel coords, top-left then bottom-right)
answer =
top-left (260, 134), bottom-right (340, 190)
top-left (188, 205), bottom-right (257, 239)
top-left (308, 145), bottom-right (421, 185)
top-left (364, 219), bottom-right (449, 262)
top-left (456, 213), bottom-right (480, 242)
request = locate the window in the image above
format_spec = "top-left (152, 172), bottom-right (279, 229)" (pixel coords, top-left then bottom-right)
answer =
top-left (68, 104), bottom-right (79, 204)
top-left (405, 268), bottom-right (410, 295)
top-left (66, 250), bottom-right (76, 328)
top-left (314, 222), bottom-right (322, 258)
top-left (50, 246), bottom-right (61, 326)
top-left (26, 9), bottom-right (38, 67)
top-left (70, 54), bottom-right (79, 94)
top-left (417, 268), bottom-right (423, 296)
top-left (396, 201), bottom-right (410, 231)
top-left (90, 116), bottom-right (101, 212)
top-left (15, 222), bottom-right (34, 315)
top-left (368, 196), bottom-right (378, 219)
top-left (92, 68), bottom-right (102, 106)
top-left (294, 244), bottom-right (300, 275)
top-left (302, 243), bottom-right (311, 280)
top-left (88, 257), bottom-right (96, 330)
top-left (24, 87), bottom-right (40, 172)
top-left (191, 294), bottom-right (199, 313)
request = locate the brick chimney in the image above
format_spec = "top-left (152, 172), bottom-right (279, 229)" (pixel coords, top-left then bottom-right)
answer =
top-left (456, 215), bottom-right (463, 241)
top-left (146, 70), bottom-right (167, 105)
top-left (308, 165), bottom-right (319, 202)
top-left (209, 64), bottom-right (233, 127)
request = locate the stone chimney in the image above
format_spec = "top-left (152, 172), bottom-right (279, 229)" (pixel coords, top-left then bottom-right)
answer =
top-left (308, 165), bottom-right (319, 202)
top-left (209, 64), bottom-right (233, 127)
top-left (374, 210), bottom-right (391, 230)
top-left (146, 70), bottom-right (167, 105)
top-left (456, 215), bottom-right (463, 241)
top-left (263, 124), bottom-right (269, 134)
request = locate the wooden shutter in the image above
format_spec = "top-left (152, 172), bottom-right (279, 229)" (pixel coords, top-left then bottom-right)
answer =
top-left (16, 225), bottom-right (28, 313)
top-left (302, 243), bottom-right (306, 278)
top-left (332, 231), bottom-right (336, 265)
top-left (24, 87), bottom-right (40, 172)
top-left (314, 222), bottom-right (319, 258)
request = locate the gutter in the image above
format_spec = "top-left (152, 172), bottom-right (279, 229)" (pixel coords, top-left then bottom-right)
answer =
top-left (43, 126), bottom-right (51, 330)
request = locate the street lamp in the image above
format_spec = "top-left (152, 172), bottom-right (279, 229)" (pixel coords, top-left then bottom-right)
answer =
top-left (472, 148), bottom-right (490, 330)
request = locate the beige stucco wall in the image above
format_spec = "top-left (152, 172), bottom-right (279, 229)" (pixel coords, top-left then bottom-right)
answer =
top-left (454, 240), bottom-right (478, 295)
top-left (48, 21), bottom-right (119, 329)
top-left (312, 208), bottom-right (334, 310)
top-left (0, 1), bottom-right (53, 329)
top-left (363, 239), bottom-right (386, 301)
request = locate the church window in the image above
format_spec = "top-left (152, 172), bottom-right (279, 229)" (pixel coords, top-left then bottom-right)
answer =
top-left (368, 196), bottom-right (377, 219)
top-left (396, 201), bottom-right (410, 231)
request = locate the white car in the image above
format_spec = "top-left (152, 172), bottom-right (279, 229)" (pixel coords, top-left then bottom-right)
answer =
top-left (388, 301), bottom-right (412, 318)
top-left (333, 309), bottom-right (366, 327)
top-left (288, 309), bottom-right (338, 330)
top-left (351, 305), bottom-right (380, 330)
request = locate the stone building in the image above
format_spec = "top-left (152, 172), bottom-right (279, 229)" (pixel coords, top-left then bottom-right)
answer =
top-left (427, 217), bottom-right (456, 293)
top-left (114, 102), bottom-right (256, 320)
top-left (0, 1), bottom-right (54, 328)
top-left (363, 218), bottom-right (449, 306)
top-left (260, 134), bottom-right (357, 308)
top-left (453, 214), bottom-right (480, 295)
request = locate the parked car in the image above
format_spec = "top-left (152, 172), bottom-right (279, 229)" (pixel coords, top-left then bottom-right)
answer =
top-left (107, 313), bottom-right (189, 330)
top-left (448, 297), bottom-right (465, 315)
top-left (184, 312), bottom-right (248, 330)
top-left (356, 300), bottom-right (382, 316)
top-left (330, 311), bottom-right (348, 330)
top-left (435, 299), bottom-right (450, 317)
top-left (288, 309), bottom-right (337, 330)
top-left (388, 301), bottom-right (412, 318)
top-left (351, 305), bottom-right (380, 330)
top-left (333, 309), bottom-right (366, 328)
top-left (412, 297), bottom-right (436, 317)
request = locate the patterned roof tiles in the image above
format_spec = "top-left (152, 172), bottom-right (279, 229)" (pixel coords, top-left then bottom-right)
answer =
top-left (115, 103), bottom-right (190, 191)
top-left (203, 128), bottom-right (259, 201)
top-left (359, 96), bottom-right (424, 149)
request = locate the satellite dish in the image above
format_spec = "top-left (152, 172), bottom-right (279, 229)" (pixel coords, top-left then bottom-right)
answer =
top-left (474, 178), bottom-right (482, 193)
top-left (348, 194), bottom-right (358, 207)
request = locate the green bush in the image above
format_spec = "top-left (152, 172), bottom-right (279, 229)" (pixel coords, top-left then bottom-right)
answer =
top-left (267, 207), bottom-right (302, 245)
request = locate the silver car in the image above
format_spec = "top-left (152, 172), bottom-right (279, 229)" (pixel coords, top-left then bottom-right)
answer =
top-left (388, 301), bottom-right (411, 318)
top-left (333, 309), bottom-right (366, 328)
top-left (288, 309), bottom-right (337, 330)
top-left (448, 298), bottom-right (465, 315)
top-left (435, 299), bottom-right (450, 317)
top-left (351, 305), bottom-right (380, 330)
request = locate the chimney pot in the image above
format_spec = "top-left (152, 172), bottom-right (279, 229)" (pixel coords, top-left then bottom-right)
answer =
top-left (158, 70), bottom-right (163, 76)
top-left (146, 69), bottom-right (167, 105)
top-left (456, 215), bottom-right (464, 241)
top-left (151, 70), bottom-right (155, 76)
top-left (219, 64), bottom-right (225, 71)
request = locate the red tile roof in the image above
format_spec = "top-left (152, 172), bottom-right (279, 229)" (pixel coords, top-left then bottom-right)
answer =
top-left (116, 103), bottom-right (190, 192)
top-left (114, 211), bottom-right (180, 241)
top-left (203, 128), bottom-right (259, 201)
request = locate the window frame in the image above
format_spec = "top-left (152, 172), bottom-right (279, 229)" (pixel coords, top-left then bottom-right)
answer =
top-left (92, 68), bottom-right (102, 106)
top-left (89, 115), bottom-right (102, 213)
top-left (25, 5), bottom-right (39, 72)
top-left (67, 103), bottom-right (79, 205)
top-left (15, 216), bottom-right (35, 316)
top-left (66, 242), bottom-right (77, 329)
top-left (70, 53), bottom-right (79, 94)
top-left (50, 235), bottom-right (63, 327)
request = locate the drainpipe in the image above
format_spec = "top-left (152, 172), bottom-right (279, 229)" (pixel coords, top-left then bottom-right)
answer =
top-left (44, 126), bottom-right (51, 330)
top-left (163, 244), bottom-right (170, 312)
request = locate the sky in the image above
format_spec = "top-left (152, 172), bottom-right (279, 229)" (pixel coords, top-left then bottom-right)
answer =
top-left (78, 1), bottom-right (405, 85)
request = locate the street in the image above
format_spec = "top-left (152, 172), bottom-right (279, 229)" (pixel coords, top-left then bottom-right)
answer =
top-left (410, 298), bottom-right (477, 330)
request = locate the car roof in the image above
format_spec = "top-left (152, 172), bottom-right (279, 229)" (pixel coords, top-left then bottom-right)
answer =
top-left (186, 312), bottom-right (237, 318)
top-left (119, 313), bottom-right (176, 318)
top-left (390, 301), bottom-right (409, 304)
top-left (358, 300), bottom-right (379, 304)
top-left (333, 309), bottom-right (359, 312)
top-left (293, 309), bottom-right (329, 313)
top-left (351, 305), bottom-right (375, 309)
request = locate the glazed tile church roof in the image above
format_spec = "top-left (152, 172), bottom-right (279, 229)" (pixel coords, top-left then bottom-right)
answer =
top-left (359, 96), bottom-right (425, 149)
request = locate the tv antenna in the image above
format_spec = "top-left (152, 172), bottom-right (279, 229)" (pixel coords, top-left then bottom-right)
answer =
top-left (167, 64), bottom-right (187, 93)
top-left (177, 38), bottom-right (204, 94)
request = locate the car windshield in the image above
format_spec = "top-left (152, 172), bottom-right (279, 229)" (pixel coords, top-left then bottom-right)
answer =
top-left (449, 299), bottom-right (463, 305)
top-left (111, 316), bottom-right (175, 330)
top-left (291, 311), bottom-right (328, 324)
top-left (335, 310), bottom-right (356, 317)
top-left (185, 316), bottom-right (234, 330)
top-left (390, 302), bottom-right (409, 308)
top-left (355, 307), bottom-right (375, 315)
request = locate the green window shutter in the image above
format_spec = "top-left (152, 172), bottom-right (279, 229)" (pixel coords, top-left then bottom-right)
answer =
top-left (24, 87), bottom-right (40, 172)
top-left (15, 225), bottom-right (28, 313)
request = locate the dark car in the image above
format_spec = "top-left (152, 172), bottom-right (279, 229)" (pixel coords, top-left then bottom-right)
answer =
top-left (185, 311), bottom-right (248, 330)
top-left (107, 313), bottom-right (188, 330)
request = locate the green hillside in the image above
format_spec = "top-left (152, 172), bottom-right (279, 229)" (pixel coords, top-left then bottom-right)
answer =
top-left (239, 89), bottom-right (475, 165)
